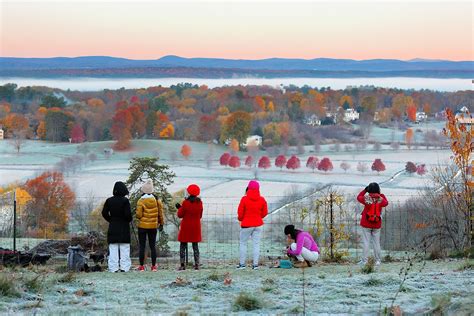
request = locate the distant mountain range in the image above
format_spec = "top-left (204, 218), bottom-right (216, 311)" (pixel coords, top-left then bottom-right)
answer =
top-left (0, 56), bottom-right (473, 78)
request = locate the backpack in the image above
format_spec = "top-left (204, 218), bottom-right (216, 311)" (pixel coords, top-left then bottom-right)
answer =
top-left (366, 199), bottom-right (382, 223)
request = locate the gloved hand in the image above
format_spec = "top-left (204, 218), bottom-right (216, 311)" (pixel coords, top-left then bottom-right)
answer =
top-left (158, 225), bottom-right (164, 232)
top-left (175, 203), bottom-right (181, 209)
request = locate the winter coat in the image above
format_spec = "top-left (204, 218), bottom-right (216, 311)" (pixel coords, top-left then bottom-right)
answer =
top-left (102, 182), bottom-right (132, 244)
top-left (237, 189), bottom-right (268, 228)
top-left (287, 231), bottom-right (319, 256)
top-left (136, 194), bottom-right (164, 229)
top-left (357, 189), bottom-right (389, 229)
top-left (177, 199), bottom-right (203, 243)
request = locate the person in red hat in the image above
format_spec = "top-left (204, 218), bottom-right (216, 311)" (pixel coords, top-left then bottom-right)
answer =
top-left (175, 184), bottom-right (203, 270)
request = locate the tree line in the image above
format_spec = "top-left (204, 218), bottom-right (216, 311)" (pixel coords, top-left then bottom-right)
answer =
top-left (0, 83), bottom-right (471, 152)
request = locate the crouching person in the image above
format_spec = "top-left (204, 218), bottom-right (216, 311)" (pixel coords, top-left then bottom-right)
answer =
top-left (102, 181), bottom-right (132, 272)
top-left (284, 225), bottom-right (319, 268)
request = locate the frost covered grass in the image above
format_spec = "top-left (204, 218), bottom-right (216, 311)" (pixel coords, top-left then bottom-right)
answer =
top-left (0, 259), bottom-right (472, 314)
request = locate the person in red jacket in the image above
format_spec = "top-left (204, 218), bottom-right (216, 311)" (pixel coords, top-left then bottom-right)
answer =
top-left (357, 182), bottom-right (388, 266)
top-left (237, 180), bottom-right (268, 270)
top-left (176, 184), bottom-right (203, 271)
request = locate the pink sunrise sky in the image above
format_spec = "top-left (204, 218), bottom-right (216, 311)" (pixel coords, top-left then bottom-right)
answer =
top-left (0, 0), bottom-right (472, 61)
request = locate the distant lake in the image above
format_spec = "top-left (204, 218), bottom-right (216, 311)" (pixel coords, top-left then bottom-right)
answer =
top-left (0, 77), bottom-right (472, 92)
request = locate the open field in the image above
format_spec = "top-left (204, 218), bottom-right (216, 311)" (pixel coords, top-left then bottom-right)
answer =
top-left (0, 260), bottom-right (472, 314)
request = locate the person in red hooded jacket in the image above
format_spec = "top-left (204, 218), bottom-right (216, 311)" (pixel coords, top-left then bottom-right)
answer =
top-left (357, 182), bottom-right (388, 266)
top-left (237, 180), bottom-right (268, 270)
top-left (176, 184), bottom-right (203, 271)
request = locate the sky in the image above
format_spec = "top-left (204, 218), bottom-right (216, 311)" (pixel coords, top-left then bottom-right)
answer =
top-left (0, 0), bottom-right (472, 61)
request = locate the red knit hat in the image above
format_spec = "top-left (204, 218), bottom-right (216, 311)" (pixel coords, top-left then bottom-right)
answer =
top-left (187, 184), bottom-right (200, 196)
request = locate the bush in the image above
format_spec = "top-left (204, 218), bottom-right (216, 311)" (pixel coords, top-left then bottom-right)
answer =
top-left (0, 274), bottom-right (20, 297)
top-left (23, 274), bottom-right (44, 293)
top-left (57, 272), bottom-right (76, 283)
top-left (233, 292), bottom-right (263, 311)
top-left (362, 277), bottom-right (383, 286)
top-left (207, 271), bottom-right (222, 282)
top-left (456, 260), bottom-right (473, 271)
top-left (431, 294), bottom-right (451, 313)
top-left (360, 258), bottom-right (375, 274)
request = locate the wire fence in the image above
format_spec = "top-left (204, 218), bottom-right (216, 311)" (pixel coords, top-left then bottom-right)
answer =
top-left (0, 192), bottom-right (457, 266)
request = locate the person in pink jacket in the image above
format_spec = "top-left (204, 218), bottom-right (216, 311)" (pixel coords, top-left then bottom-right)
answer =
top-left (285, 225), bottom-right (319, 268)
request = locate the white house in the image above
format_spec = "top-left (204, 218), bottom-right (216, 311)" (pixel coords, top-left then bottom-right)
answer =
top-left (455, 106), bottom-right (473, 125)
top-left (416, 112), bottom-right (428, 122)
top-left (304, 114), bottom-right (321, 126)
top-left (343, 108), bottom-right (360, 122)
top-left (0, 128), bottom-right (3, 140)
top-left (244, 135), bottom-right (262, 148)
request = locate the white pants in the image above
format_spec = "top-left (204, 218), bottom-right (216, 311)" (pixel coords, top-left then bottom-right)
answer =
top-left (361, 228), bottom-right (381, 262)
top-left (108, 243), bottom-right (131, 272)
top-left (290, 243), bottom-right (319, 262)
top-left (239, 226), bottom-right (263, 266)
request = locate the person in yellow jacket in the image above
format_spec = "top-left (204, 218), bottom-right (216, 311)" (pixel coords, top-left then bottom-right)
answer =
top-left (136, 180), bottom-right (164, 271)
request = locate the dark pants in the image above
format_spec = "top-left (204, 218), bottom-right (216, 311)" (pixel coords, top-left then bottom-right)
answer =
top-left (138, 228), bottom-right (157, 266)
top-left (179, 242), bottom-right (199, 266)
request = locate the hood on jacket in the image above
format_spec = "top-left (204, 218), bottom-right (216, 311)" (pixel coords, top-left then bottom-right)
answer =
top-left (246, 188), bottom-right (261, 201)
top-left (113, 181), bottom-right (129, 197)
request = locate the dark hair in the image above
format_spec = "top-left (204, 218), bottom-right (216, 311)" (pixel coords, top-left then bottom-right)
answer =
top-left (245, 187), bottom-right (248, 193)
top-left (186, 195), bottom-right (201, 203)
top-left (366, 182), bottom-right (381, 194)
top-left (284, 225), bottom-right (300, 240)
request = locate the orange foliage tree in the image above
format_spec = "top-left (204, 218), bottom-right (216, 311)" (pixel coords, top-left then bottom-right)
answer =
top-left (127, 105), bottom-right (146, 138)
top-left (180, 144), bottom-right (192, 159)
top-left (24, 171), bottom-right (75, 236)
top-left (111, 108), bottom-right (133, 150)
top-left (339, 95), bottom-right (353, 109)
top-left (255, 96), bottom-right (266, 111)
top-left (36, 121), bottom-right (46, 140)
top-left (405, 128), bottom-right (414, 149)
top-left (406, 104), bottom-right (417, 122)
top-left (229, 139), bottom-right (239, 153)
top-left (2, 113), bottom-right (29, 135)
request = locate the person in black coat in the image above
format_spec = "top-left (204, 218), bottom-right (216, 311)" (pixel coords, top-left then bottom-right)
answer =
top-left (102, 181), bottom-right (132, 272)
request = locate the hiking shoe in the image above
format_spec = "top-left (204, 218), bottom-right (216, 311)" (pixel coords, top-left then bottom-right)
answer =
top-left (193, 264), bottom-right (200, 270)
top-left (294, 261), bottom-right (309, 268)
top-left (252, 265), bottom-right (259, 270)
top-left (358, 260), bottom-right (368, 266)
top-left (236, 264), bottom-right (246, 270)
top-left (138, 265), bottom-right (145, 272)
top-left (375, 260), bottom-right (381, 266)
top-left (305, 260), bottom-right (313, 268)
top-left (177, 266), bottom-right (186, 271)
top-left (151, 265), bottom-right (158, 272)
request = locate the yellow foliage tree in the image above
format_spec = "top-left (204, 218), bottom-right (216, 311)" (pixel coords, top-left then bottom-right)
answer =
top-left (159, 123), bottom-right (175, 138)
top-left (442, 108), bottom-right (473, 249)
top-left (267, 101), bottom-right (275, 112)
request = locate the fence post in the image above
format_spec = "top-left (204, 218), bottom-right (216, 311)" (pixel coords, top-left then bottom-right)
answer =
top-left (329, 192), bottom-right (334, 260)
top-left (13, 190), bottom-right (17, 253)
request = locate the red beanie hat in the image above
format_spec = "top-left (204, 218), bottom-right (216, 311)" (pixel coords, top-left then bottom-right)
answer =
top-left (187, 184), bottom-right (200, 196)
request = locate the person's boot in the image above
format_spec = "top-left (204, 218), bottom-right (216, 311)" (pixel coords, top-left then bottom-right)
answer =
top-left (293, 261), bottom-right (309, 268)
